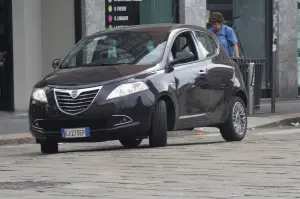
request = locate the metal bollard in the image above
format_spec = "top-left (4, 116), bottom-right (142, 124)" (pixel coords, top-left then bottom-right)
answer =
top-left (247, 63), bottom-right (255, 115)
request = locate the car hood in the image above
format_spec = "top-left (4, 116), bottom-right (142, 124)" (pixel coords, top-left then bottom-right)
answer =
top-left (39, 64), bottom-right (151, 87)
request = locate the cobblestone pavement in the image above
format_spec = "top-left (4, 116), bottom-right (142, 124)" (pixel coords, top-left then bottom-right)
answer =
top-left (0, 128), bottom-right (299, 198)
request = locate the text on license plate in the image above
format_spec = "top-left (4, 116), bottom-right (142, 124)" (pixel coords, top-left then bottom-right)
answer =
top-left (61, 127), bottom-right (90, 138)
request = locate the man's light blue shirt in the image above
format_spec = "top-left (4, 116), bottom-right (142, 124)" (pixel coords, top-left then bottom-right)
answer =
top-left (209, 25), bottom-right (238, 57)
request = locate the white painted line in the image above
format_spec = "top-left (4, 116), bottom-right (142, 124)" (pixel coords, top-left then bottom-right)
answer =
top-left (256, 129), bottom-right (300, 135)
top-left (197, 129), bottom-right (300, 137)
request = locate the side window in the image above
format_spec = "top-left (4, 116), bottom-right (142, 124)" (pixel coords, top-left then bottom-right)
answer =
top-left (194, 31), bottom-right (218, 58)
top-left (169, 31), bottom-right (199, 65)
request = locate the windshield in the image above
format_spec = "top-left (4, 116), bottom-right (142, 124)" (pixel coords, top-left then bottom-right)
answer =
top-left (59, 30), bottom-right (169, 68)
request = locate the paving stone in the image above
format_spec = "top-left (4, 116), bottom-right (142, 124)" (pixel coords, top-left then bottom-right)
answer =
top-left (0, 128), bottom-right (298, 198)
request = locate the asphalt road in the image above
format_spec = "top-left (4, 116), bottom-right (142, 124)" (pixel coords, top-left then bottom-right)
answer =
top-left (0, 127), bottom-right (299, 198)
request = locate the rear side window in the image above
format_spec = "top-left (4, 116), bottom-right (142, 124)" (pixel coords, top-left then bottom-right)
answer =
top-left (194, 31), bottom-right (218, 58)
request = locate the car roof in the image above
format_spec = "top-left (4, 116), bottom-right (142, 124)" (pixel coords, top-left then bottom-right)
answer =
top-left (90, 24), bottom-right (208, 37)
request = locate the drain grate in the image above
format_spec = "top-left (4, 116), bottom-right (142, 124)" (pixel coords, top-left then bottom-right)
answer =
top-left (0, 181), bottom-right (69, 190)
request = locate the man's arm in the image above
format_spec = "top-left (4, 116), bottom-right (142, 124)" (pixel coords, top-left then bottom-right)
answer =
top-left (227, 27), bottom-right (239, 57)
top-left (232, 44), bottom-right (239, 57)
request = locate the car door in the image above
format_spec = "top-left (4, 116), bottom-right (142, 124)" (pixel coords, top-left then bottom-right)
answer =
top-left (170, 30), bottom-right (211, 128)
top-left (193, 30), bottom-right (235, 118)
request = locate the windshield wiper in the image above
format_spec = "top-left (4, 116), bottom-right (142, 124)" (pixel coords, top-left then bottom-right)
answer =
top-left (60, 63), bottom-right (128, 68)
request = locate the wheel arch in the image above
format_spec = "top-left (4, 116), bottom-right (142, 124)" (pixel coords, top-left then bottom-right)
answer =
top-left (233, 89), bottom-right (248, 108)
top-left (221, 88), bottom-right (248, 123)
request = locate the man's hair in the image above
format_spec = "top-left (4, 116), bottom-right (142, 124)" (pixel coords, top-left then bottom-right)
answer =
top-left (210, 12), bottom-right (224, 24)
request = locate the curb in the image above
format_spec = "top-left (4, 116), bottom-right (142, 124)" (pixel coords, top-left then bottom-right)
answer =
top-left (168, 130), bottom-right (196, 137)
top-left (0, 116), bottom-right (299, 147)
top-left (0, 134), bottom-right (36, 146)
top-left (0, 131), bottom-right (195, 147)
top-left (252, 116), bottom-right (300, 129)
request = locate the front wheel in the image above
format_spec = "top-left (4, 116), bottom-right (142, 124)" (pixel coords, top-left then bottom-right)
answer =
top-left (149, 100), bottom-right (168, 148)
top-left (119, 138), bottom-right (143, 148)
top-left (40, 141), bottom-right (58, 154)
top-left (219, 96), bottom-right (247, 142)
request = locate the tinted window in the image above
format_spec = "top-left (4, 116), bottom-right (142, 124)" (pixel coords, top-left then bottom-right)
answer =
top-left (59, 30), bottom-right (169, 68)
top-left (194, 31), bottom-right (218, 58)
top-left (169, 31), bottom-right (199, 65)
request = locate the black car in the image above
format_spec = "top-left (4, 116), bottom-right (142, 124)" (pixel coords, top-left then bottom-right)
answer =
top-left (29, 24), bottom-right (248, 154)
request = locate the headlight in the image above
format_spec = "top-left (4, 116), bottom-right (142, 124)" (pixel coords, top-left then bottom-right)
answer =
top-left (106, 82), bottom-right (149, 100)
top-left (32, 88), bottom-right (48, 103)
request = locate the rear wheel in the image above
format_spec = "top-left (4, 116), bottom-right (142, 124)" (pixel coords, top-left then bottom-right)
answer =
top-left (149, 100), bottom-right (168, 147)
top-left (40, 141), bottom-right (58, 154)
top-left (219, 96), bottom-right (247, 142)
top-left (119, 138), bottom-right (143, 148)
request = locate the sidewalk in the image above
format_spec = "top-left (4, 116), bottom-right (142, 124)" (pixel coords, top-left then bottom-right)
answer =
top-left (0, 111), bottom-right (29, 135)
top-left (0, 99), bottom-right (299, 146)
top-left (256, 98), bottom-right (300, 115)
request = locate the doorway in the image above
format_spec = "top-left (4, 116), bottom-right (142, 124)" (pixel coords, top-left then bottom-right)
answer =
top-left (206, 0), bottom-right (272, 98)
top-left (0, 0), bottom-right (14, 111)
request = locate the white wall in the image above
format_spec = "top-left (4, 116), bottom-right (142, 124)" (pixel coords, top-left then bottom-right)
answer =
top-left (12, 0), bottom-right (75, 111)
top-left (179, 0), bottom-right (207, 28)
top-left (41, 0), bottom-right (75, 76)
top-left (82, 0), bottom-right (105, 37)
top-left (12, 0), bottom-right (42, 111)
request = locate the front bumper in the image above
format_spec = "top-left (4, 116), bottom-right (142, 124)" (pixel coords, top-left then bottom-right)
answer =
top-left (29, 88), bottom-right (155, 143)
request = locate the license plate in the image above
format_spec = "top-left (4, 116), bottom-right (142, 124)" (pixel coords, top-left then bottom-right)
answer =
top-left (61, 127), bottom-right (90, 138)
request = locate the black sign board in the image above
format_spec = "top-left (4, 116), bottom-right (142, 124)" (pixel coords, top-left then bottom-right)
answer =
top-left (105, 0), bottom-right (141, 29)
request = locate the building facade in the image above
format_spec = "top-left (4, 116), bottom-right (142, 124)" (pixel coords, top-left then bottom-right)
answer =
top-left (0, 0), bottom-right (298, 111)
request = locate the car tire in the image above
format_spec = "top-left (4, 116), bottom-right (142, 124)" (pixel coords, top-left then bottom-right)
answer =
top-left (40, 141), bottom-right (58, 154)
top-left (119, 138), bottom-right (143, 148)
top-left (219, 96), bottom-right (247, 142)
top-left (149, 100), bottom-right (168, 148)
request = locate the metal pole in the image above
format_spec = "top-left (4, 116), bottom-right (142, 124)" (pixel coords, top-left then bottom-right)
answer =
top-left (271, 0), bottom-right (278, 113)
top-left (247, 62), bottom-right (255, 115)
top-left (271, 52), bottom-right (276, 113)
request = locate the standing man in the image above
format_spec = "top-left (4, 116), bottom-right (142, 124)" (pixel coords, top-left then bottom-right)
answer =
top-left (209, 12), bottom-right (239, 57)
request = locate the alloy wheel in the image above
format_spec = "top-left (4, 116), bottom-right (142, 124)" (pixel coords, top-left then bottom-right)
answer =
top-left (232, 102), bottom-right (247, 135)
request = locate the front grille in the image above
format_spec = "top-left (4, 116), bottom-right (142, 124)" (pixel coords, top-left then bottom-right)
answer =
top-left (37, 118), bottom-right (109, 131)
top-left (54, 86), bottom-right (102, 115)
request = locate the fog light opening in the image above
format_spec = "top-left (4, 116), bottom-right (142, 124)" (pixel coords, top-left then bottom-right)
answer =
top-left (32, 119), bottom-right (44, 130)
top-left (112, 115), bottom-right (133, 127)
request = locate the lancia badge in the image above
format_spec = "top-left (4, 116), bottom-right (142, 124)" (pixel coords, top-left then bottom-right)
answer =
top-left (70, 90), bottom-right (79, 98)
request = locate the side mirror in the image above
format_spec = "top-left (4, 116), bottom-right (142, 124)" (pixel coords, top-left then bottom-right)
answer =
top-left (169, 52), bottom-right (194, 67)
top-left (52, 58), bottom-right (62, 69)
